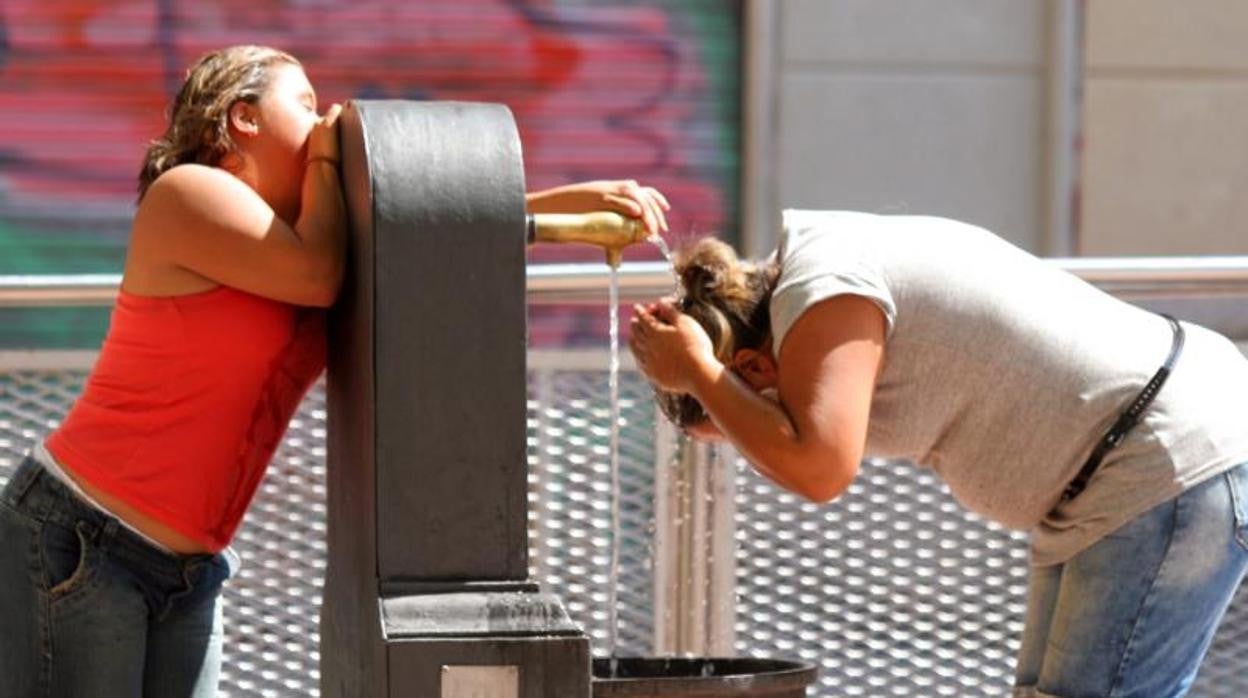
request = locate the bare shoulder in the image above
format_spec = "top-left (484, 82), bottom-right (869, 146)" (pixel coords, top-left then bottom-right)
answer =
top-left (134, 165), bottom-right (270, 240)
top-left (128, 163), bottom-right (278, 288)
top-left (778, 294), bottom-right (888, 381)
top-left (140, 164), bottom-right (255, 213)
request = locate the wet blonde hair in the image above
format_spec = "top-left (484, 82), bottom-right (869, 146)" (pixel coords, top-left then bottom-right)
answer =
top-left (137, 45), bottom-right (301, 200)
top-left (655, 237), bottom-right (780, 427)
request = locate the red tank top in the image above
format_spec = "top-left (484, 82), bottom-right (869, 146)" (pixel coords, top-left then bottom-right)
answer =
top-left (46, 286), bottom-right (326, 551)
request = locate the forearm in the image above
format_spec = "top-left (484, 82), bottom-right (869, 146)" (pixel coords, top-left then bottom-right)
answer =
top-left (525, 184), bottom-right (591, 214)
top-left (293, 161), bottom-right (347, 294)
top-left (526, 180), bottom-right (667, 236)
top-left (688, 360), bottom-right (838, 499)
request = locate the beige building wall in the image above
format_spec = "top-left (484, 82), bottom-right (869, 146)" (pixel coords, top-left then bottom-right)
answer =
top-left (755, 1), bottom-right (1246, 258)
top-left (764, 0), bottom-right (1053, 253)
top-left (1082, 0), bottom-right (1248, 255)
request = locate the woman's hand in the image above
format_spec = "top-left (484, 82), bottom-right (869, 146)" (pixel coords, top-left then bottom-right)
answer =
top-left (526, 179), bottom-right (671, 238)
top-left (629, 299), bottom-right (717, 393)
top-left (306, 103), bottom-right (343, 165)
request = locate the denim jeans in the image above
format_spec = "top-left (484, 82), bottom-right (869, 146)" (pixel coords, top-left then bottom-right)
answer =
top-left (0, 456), bottom-right (237, 697)
top-left (1013, 461), bottom-right (1248, 698)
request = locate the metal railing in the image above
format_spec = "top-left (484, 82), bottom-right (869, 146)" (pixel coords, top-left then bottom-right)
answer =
top-left (2, 259), bottom-right (1248, 697)
top-left (9, 256), bottom-right (1248, 307)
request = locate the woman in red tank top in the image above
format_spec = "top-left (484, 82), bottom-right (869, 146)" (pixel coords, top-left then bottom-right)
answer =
top-left (0, 44), bottom-right (670, 697)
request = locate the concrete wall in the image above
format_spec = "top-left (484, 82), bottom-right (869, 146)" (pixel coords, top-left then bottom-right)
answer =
top-left (765, 0), bottom-right (1052, 252)
top-left (1082, 0), bottom-right (1248, 255)
top-left (759, 0), bottom-right (1247, 257)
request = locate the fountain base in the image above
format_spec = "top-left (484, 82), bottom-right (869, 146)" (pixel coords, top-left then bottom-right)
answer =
top-left (592, 657), bottom-right (817, 697)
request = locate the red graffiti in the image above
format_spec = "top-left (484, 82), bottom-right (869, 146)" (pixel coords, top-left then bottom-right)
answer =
top-left (0, 0), bottom-right (734, 344)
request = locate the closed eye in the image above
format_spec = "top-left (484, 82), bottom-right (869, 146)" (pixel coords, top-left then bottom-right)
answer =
top-left (299, 89), bottom-right (318, 114)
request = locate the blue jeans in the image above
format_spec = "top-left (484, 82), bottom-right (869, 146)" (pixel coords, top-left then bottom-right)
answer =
top-left (0, 456), bottom-right (237, 697)
top-left (1013, 462), bottom-right (1248, 697)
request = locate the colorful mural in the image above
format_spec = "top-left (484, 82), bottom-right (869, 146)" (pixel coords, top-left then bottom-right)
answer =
top-left (0, 0), bottom-right (741, 347)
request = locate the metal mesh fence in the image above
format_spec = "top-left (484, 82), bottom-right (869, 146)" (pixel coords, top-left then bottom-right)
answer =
top-left (0, 368), bottom-right (330, 697)
top-left (733, 457), bottom-right (1248, 697)
top-left (0, 361), bottom-right (660, 696)
top-left (2, 361), bottom-right (1247, 696)
top-left (734, 459), bottom-right (1030, 697)
top-left (526, 367), bottom-right (660, 658)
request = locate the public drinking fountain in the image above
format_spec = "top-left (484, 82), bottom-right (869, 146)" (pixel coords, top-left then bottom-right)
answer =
top-left (320, 99), bottom-right (816, 697)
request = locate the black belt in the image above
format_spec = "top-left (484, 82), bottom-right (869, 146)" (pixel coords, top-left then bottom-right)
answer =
top-left (1061, 314), bottom-right (1186, 502)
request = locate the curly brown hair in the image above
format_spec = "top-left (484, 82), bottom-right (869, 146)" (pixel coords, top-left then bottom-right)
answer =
top-left (654, 237), bottom-right (780, 428)
top-left (137, 45), bottom-right (300, 200)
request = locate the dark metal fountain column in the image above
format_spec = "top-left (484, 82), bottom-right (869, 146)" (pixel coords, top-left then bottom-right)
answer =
top-left (322, 100), bottom-right (590, 698)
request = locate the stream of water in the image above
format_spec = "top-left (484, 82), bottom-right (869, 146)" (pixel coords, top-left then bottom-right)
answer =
top-left (605, 235), bottom-right (676, 657)
top-left (605, 267), bottom-right (622, 656)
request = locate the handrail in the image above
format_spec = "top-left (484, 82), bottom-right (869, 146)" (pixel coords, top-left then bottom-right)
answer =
top-left (0, 264), bottom-right (677, 307)
top-left (1053, 257), bottom-right (1248, 298)
top-left (0, 274), bottom-right (127, 308)
top-left (5, 257), bottom-right (1248, 307)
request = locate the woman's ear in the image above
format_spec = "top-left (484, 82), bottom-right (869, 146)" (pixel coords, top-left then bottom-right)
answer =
top-left (731, 345), bottom-right (778, 391)
top-left (228, 101), bottom-right (260, 136)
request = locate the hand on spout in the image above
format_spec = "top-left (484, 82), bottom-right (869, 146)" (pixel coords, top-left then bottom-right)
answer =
top-left (525, 179), bottom-right (670, 238)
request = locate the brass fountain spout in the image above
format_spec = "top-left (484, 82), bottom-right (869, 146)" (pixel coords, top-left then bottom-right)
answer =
top-left (527, 211), bottom-right (648, 268)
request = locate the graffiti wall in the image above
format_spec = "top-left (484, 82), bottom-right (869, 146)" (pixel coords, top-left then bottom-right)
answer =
top-left (0, 0), bottom-right (742, 347)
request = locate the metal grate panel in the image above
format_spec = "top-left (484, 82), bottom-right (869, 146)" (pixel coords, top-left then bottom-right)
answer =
top-left (734, 458), bottom-right (1030, 697)
top-left (0, 363), bottom-right (662, 696)
top-left (527, 367), bottom-right (659, 658)
top-left (0, 369), bottom-right (329, 697)
top-left (733, 456), bottom-right (1248, 697)
top-left (2, 364), bottom-right (1246, 696)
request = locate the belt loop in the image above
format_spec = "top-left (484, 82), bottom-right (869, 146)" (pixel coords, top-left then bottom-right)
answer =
top-left (97, 518), bottom-right (120, 549)
top-left (223, 546), bottom-right (242, 579)
top-left (4, 456), bottom-right (44, 508)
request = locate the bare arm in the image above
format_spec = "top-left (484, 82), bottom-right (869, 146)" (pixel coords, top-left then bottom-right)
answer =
top-left (526, 179), bottom-right (670, 237)
top-left (632, 295), bottom-right (886, 502)
top-left (131, 105), bottom-right (346, 307)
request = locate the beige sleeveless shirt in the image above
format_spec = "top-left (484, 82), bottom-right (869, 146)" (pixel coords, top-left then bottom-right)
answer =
top-left (769, 210), bottom-right (1248, 565)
